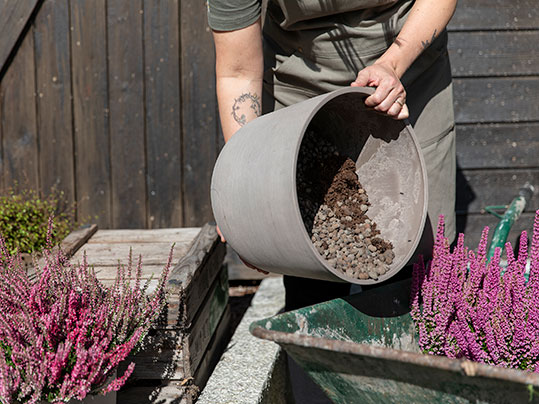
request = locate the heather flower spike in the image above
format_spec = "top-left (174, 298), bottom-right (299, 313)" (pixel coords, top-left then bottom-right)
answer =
top-left (0, 224), bottom-right (172, 403)
top-left (411, 210), bottom-right (539, 372)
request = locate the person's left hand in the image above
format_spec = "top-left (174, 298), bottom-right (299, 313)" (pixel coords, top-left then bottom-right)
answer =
top-left (351, 62), bottom-right (409, 120)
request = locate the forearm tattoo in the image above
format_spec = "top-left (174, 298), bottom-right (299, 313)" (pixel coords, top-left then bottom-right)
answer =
top-left (421, 29), bottom-right (437, 49)
top-left (231, 92), bottom-right (261, 126)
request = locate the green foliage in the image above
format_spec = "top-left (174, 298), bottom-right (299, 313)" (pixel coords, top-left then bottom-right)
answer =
top-left (0, 188), bottom-right (76, 254)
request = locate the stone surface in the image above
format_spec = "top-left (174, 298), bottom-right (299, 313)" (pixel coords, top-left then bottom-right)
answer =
top-left (197, 277), bottom-right (289, 404)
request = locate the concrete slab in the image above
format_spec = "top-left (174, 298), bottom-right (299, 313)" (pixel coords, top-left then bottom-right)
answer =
top-left (197, 277), bottom-right (290, 404)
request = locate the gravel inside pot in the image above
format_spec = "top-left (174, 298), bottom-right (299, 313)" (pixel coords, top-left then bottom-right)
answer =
top-left (297, 131), bottom-right (394, 281)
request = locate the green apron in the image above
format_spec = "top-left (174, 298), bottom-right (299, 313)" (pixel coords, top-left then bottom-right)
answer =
top-left (262, 0), bottom-right (456, 246)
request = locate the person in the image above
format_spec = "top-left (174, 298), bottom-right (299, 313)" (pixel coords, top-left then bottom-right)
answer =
top-left (208, 0), bottom-right (458, 311)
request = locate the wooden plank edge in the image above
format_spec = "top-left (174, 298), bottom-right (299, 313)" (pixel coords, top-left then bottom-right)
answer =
top-left (166, 223), bottom-right (226, 328)
top-left (117, 380), bottom-right (195, 404)
top-left (117, 306), bottom-right (232, 404)
top-left (184, 268), bottom-right (229, 373)
top-left (27, 224), bottom-right (98, 278)
top-left (60, 223), bottom-right (98, 257)
top-left (125, 267), bottom-right (229, 379)
top-left (168, 223), bottom-right (218, 287)
top-left (193, 305), bottom-right (232, 390)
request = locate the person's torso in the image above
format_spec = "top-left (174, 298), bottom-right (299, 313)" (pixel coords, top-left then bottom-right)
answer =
top-left (264, 0), bottom-right (413, 61)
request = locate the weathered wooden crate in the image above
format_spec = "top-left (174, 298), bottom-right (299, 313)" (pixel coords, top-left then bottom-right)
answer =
top-left (63, 223), bottom-right (228, 403)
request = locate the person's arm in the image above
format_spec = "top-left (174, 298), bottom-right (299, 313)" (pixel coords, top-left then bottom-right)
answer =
top-left (212, 20), bottom-right (268, 273)
top-left (351, 0), bottom-right (458, 119)
top-left (213, 18), bottom-right (264, 142)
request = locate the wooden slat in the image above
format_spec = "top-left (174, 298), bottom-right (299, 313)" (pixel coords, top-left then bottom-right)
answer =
top-left (70, 0), bottom-right (111, 227)
top-left (143, 0), bottom-right (182, 228)
top-left (118, 381), bottom-right (193, 404)
top-left (107, 0), bottom-right (147, 228)
top-left (70, 242), bottom-right (188, 266)
top-left (0, 30), bottom-right (39, 189)
top-left (93, 265), bottom-right (164, 280)
top-left (33, 0), bottom-right (75, 202)
top-left (0, 0), bottom-right (41, 74)
top-left (118, 308), bottom-right (231, 403)
top-left (183, 268), bottom-right (228, 375)
top-left (449, 0), bottom-right (539, 31)
top-left (456, 212), bottom-right (537, 250)
top-left (99, 278), bottom-right (160, 293)
top-left (456, 123), bottom-right (539, 170)
top-left (453, 77), bottom-right (539, 124)
top-left (180, 0), bottom-right (218, 226)
top-left (124, 268), bottom-right (229, 380)
top-left (59, 223), bottom-right (98, 256)
top-left (192, 305), bottom-right (231, 389)
top-left (167, 224), bottom-right (226, 328)
top-left (31, 224), bottom-right (98, 278)
top-left (87, 227), bottom-right (200, 244)
top-left (448, 31), bottom-right (539, 77)
top-left (456, 169), bottom-right (539, 214)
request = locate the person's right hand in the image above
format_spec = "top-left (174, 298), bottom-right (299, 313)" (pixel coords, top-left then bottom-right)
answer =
top-left (216, 225), bottom-right (269, 274)
top-left (351, 62), bottom-right (409, 120)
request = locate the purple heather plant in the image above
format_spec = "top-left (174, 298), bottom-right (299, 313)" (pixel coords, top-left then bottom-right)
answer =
top-left (0, 221), bottom-right (173, 403)
top-left (411, 210), bottom-right (539, 372)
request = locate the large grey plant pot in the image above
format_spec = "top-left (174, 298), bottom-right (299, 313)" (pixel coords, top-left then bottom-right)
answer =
top-left (211, 87), bottom-right (428, 284)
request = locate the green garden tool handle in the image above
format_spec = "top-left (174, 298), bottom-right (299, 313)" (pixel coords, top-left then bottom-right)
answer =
top-left (486, 183), bottom-right (535, 262)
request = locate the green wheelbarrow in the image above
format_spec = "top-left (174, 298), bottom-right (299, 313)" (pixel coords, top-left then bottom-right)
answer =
top-left (250, 184), bottom-right (537, 404)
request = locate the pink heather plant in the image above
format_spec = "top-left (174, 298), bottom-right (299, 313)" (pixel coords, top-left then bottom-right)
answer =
top-left (411, 210), bottom-right (539, 372)
top-left (0, 221), bottom-right (173, 403)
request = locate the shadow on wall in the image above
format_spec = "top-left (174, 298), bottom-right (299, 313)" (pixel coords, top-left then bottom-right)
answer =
top-left (454, 159), bottom-right (476, 246)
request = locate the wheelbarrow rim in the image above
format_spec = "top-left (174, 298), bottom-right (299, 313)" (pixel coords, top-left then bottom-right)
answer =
top-left (250, 325), bottom-right (539, 387)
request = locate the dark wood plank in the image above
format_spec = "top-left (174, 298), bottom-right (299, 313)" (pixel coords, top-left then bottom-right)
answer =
top-left (0, 0), bottom-right (41, 74)
top-left (143, 0), bottom-right (182, 228)
top-left (59, 223), bottom-right (98, 257)
top-left (448, 31), bottom-right (539, 77)
top-left (180, 0), bottom-right (218, 226)
top-left (0, 30), bottom-right (39, 189)
top-left (107, 0), bottom-right (147, 228)
top-left (118, 381), bottom-right (193, 404)
top-left (30, 224), bottom-right (98, 279)
top-left (456, 169), bottom-right (539, 214)
top-left (193, 305), bottom-right (231, 390)
top-left (449, 0), bottom-right (539, 31)
top-left (453, 77), bottom-right (539, 124)
top-left (183, 268), bottom-right (228, 375)
top-left (167, 223), bottom-right (226, 328)
top-left (124, 268), bottom-right (229, 380)
top-left (118, 308), bottom-right (232, 403)
top-left (33, 0), bottom-right (75, 203)
top-left (456, 123), bottom-right (539, 170)
top-left (456, 212), bottom-right (537, 251)
top-left (70, 0), bottom-right (111, 227)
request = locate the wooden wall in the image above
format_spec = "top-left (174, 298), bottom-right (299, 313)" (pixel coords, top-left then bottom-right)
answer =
top-left (1, 0), bottom-right (538, 242)
top-left (448, 0), bottom-right (539, 246)
top-left (0, 0), bottom-right (219, 229)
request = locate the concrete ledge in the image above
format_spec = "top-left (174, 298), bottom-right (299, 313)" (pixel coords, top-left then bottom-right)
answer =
top-left (198, 277), bottom-right (289, 404)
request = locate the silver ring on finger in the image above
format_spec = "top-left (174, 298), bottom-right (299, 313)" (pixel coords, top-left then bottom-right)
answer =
top-left (394, 98), bottom-right (405, 107)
